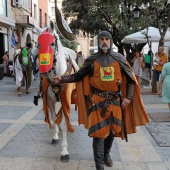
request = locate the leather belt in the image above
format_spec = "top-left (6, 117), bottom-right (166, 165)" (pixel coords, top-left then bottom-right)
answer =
top-left (93, 87), bottom-right (119, 100)
top-left (88, 99), bottom-right (120, 117)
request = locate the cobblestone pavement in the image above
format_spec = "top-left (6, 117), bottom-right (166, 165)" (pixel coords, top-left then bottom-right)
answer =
top-left (0, 77), bottom-right (170, 170)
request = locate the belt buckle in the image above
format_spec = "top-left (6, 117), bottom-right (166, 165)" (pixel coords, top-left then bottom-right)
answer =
top-left (107, 94), bottom-right (111, 100)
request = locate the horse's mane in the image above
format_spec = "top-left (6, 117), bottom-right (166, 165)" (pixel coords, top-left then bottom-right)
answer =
top-left (15, 49), bottom-right (21, 55)
top-left (50, 29), bottom-right (66, 59)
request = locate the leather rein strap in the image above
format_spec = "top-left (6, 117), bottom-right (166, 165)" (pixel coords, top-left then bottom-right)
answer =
top-left (46, 54), bottom-right (73, 101)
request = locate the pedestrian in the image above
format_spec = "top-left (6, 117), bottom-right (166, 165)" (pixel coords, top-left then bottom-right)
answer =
top-left (152, 52), bottom-right (160, 69)
top-left (144, 50), bottom-right (151, 77)
top-left (131, 51), bottom-right (143, 85)
top-left (2, 51), bottom-right (9, 76)
top-left (154, 46), bottom-right (168, 95)
top-left (76, 51), bottom-right (84, 68)
top-left (53, 31), bottom-right (149, 170)
top-left (159, 62), bottom-right (170, 110)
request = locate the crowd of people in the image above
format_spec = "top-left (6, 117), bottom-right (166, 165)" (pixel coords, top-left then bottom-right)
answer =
top-left (122, 46), bottom-right (170, 112)
top-left (152, 46), bottom-right (170, 110)
top-left (141, 46), bottom-right (170, 110)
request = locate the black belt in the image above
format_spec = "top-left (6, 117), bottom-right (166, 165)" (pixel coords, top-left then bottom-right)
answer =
top-left (93, 88), bottom-right (119, 100)
top-left (88, 99), bottom-right (120, 117)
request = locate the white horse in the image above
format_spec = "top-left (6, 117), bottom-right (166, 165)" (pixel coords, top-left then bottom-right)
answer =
top-left (34, 21), bottom-right (79, 162)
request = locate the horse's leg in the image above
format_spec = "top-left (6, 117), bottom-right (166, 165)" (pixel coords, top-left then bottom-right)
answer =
top-left (48, 101), bottom-right (60, 145)
top-left (59, 83), bottom-right (74, 163)
top-left (18, 86), bottom-right (22, 96)
top-left (60, 111), bottom-right (69, 163)
top-left (26, 88), bottom-right (29, 94)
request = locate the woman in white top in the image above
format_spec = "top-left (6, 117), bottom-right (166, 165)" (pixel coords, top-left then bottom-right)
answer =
top-left (131, 51), bottom-right (143, 85)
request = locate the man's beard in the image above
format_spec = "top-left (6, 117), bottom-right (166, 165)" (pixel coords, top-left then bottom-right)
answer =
top-left (99, 44), bottom-right (110, 50)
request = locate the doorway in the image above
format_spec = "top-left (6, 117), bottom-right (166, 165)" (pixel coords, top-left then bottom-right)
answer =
top-left (0, 33), bottom-right (5, 64)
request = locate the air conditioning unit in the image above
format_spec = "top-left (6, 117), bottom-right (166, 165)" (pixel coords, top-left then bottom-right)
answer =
top-left (16, 0), bottom-right (20, 6)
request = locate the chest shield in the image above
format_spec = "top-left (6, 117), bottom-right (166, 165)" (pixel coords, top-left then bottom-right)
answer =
top-left (38, 30), bottom-right (54, 73)
top-left (22, 48), bottom-right (28, 65)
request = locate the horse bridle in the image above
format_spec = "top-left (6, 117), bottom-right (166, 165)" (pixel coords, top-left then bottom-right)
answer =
top-left (39, 30), bottom-right (73, 100)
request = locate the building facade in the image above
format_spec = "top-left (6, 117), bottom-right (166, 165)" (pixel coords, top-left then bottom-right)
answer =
top-left (0, 0), bottom-right (15, 62)
top-left (0, 0), bottom-right (49, 62)
top-left (48, 0), bottom-right (91, 57)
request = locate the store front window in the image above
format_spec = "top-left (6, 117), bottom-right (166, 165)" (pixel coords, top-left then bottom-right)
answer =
top-left (0, 0), bottom-right (7, 16)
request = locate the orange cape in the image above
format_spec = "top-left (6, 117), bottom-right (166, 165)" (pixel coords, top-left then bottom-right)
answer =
top-left (42, 77), bottom-right (76, 133)
top-left (76, 72), bottom-right (149, 140)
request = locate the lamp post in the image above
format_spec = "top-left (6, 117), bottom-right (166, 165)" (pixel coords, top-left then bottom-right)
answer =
top-left (123, 1), bottom-right (140, 21)
top-left (133, 5), bottom-right (140, 19)
top-left (122, 0), bottom-right (140, 27)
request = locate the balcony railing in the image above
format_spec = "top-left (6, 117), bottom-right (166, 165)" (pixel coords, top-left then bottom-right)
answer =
top-left (11, 0), bottom-right (31, 12)
top-left (16, 15), bottom-right (36, 27)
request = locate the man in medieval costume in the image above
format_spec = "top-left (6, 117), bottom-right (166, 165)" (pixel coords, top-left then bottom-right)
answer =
top-left (53, 31), bottom-right (149, 170)
top-left (13, 44), bottom-right (32, 95)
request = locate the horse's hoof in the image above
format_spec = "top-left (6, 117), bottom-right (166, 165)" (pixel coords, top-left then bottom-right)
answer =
top-left (61, 155), bottom-right (69, 163)
top-left (26, 91), bottom-right (29, 94)
top-left (18, 93), bottom-right (22, 96)
top-left (51, 139), bottom-right (59, 145)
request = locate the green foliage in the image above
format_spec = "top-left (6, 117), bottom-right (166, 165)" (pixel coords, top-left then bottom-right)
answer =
top-left (62, 0), bottom-right (170, 51)
top-left (59, 35), bottom-right (78, 51)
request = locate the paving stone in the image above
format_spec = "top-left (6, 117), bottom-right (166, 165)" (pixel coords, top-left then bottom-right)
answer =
top-left (0, 106), bottom-right (32, 120)
top-left (0, 77), bottom-right (170, 170)
top-left (0, 123), bottom-right (12, 133)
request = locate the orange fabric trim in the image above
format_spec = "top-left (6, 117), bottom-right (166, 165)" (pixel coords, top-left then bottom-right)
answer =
top-left (42, 68), bottom-right (77, 133)
top-left (42, 77), bottom-right (52, 129)
top-left (76, 72), bottom-right (149, 139)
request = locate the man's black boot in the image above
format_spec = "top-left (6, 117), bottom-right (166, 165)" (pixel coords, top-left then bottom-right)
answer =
top-left (104, 133), bottom-right (114, 167)
top-left (93, 138), bottom-right (104, 170)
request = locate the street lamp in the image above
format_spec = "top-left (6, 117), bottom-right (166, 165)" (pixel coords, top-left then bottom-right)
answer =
top-left (123, 1), bottom-right (140, 19)
top-left (133, 5), bottom-right (140, 19)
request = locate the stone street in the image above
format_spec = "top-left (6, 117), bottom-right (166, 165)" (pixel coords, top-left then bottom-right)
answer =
top-left (0, 76), bottom-right (170, 170)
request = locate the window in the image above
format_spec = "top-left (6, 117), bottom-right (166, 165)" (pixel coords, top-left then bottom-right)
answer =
top-left (39, 9), bottom-right (42, 28)
top-left (20, 0), bottom-right (31, 12)
top-left (34, 4), bottom-right (37, 20)
top-left (0, 0), bottom-right (7, 16)
top-left (51, 7), bottom-right (55, 13)
top-left (45, 13), bottom-right (47, 27)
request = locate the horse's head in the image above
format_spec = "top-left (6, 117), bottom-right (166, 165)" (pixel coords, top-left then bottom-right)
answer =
top-left (36, 21), bottom-right (73, 81)
top-left (37, 21), bottom-right (61, 74)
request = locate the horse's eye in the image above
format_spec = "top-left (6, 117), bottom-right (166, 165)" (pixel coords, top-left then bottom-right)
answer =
top-left (51, 43), bottom-right (55, 46)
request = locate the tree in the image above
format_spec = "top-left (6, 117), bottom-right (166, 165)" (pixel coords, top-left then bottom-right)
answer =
top-left (146, 1), bottom-right (170, 46)
top-left (62, 0), bottom-right (170, 53)
top-left (62, 0), bottom-right (149, 54)
top-left (59, 35), bottom-right (78, 51)
top-left (62, 0), bottom-right (170, 92)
